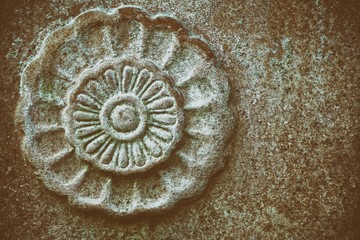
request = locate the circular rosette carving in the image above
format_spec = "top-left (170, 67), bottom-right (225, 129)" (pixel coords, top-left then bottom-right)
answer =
top-left (16, 6), bottom-right (233, 217)
top-left (63, 58), bottom-right (183, 174)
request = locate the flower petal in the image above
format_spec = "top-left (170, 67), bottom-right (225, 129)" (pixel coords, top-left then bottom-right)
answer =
top-left (124, 20), bottom-right (146, 58)
top-left (131, 141), bottom-right (146, 167)
top-left (142, 134), bottom-right (162, 158)
top-left (146, 97), bottom-right (175, 111)
top-left (29, 126), bottom-right (72, 165)
top-left (179, 67), bottom-right (229, 110)
top-left (100, 141), bottom-right (117, 165)
top-left (47, 151), bottom-right (88, 193)
top-left (165, 45), bottom-right (206, 86)
top-left (150, 113), bottom-right (177, 126)
top-left (54, 40), bottom-right (89, 80)
top-left (148, 125), bottom-right (173, 142)
top-left (102, 69), bottom-right (118, 95)
top-left (143, 29), bottom-right (179, 68)
top-left (76, 93), bottom-right (102, 110)
top-left (73, 110), bottom-right (99, 122)
top-left (109, 19), bottom-right (132, 56)
top-left (140, 80), bottom-right (164, 102)
top-left (159, 156), bottom-right (192, 194)
top-left (117, 143), bottom-right (129, 169)
top-left (132, 69), bottom-right (152, 96)
top-left (29, 99), bottom-right (63, 126)
top-left (135, 173), bottom-right (167, 204)
top-left (122, 66), bottom-right (137, 93)
top-left (185, 110), bottom-right (232, 141)
top-left (107, 178), bottom-right (134, 212)
top-left (70, 171), bottom-right (111, 207)
top-left (75, 125), bottom-right (102, 139)
top-left (44, 165), bottom-right (88, 195)
top-left (85, 133), bottom-right (109, 154)
top-left (78, 24), bottom-right (114, 66)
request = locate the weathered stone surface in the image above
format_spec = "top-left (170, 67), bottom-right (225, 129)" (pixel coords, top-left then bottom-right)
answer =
top-left (16, 6), bottom-right (233, 217)
top-left (1, 0), bottom-right (360, 239)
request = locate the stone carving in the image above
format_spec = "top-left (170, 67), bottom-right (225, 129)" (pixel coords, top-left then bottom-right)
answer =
top-left (16, 6), bottom-right (233, 217)
top-left (64, 58), bottom-right (183, 174)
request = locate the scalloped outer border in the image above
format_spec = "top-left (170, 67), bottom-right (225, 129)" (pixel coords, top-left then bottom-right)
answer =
top-left (16, 6), bottom-right (233, 217)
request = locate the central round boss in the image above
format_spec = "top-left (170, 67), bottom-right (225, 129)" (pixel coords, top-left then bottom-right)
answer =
top-left (100, 93), bottom-right (147, 141)
top-left (110, 104), bottom-right (139, 132)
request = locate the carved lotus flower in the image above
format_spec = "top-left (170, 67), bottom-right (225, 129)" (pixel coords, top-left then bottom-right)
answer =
top-left (17, 6), bottom-right (233, 217)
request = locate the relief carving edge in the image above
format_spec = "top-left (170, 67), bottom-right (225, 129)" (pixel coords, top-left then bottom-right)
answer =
top-left (16, 6), bottom-right (234, 217)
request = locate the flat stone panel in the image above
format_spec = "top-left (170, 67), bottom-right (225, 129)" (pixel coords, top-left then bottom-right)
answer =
top-left (1, 0), bottom-right (360, 239)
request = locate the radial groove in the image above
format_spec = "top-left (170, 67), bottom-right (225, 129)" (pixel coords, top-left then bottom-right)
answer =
top-left (149, 121), bottom-right (172, 131)
top-left (100, 141), bottom-right (116, 165)
top-left (74, 120), bottom-right (100, 128)
top-left (148, 126), bottom-right (173, 142)
top-left (95, 137), bottom-right (113, 158)
top-left (75, 125), bottom-right (103, 139)
top-left (98, 75), bottom-right (115, 97)
top-left (144, 90), bottom-right (165, 105)
top-left (110, 143), bottom-right (121, 167)
top-left (77, 103), bottom-right (99, 114)
top-left (150, 113), bottom-right (177, 125)
top-left (122, 66), bottom-right (136, 93)
top-left (84, 133), bottom-right (108, 154)
top-left (117, 143), bottom-right (129, 168)
top-left (73, 110), bottom-right (99, 122)
top-left (116, 70), bottom-right (122, 93)
top-left (146, 97), bottom-right (175, 110)
top-left (77, 93), bottom-right (102, 110)
top-left (141, 81), bottom-right (164, 102)
top-left (132, 141), bottom-right (145, 167)
top-left (133, 69), bottom-right (151, 95)
top-left (142, 134), bottom-right (162, 158)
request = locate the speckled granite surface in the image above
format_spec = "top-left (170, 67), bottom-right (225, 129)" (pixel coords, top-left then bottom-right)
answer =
top-left (1, 0), bottom-right (360, 239)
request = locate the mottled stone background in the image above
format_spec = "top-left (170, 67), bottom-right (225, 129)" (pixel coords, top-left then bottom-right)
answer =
top-left (1, 0), bottom-right (360, 239)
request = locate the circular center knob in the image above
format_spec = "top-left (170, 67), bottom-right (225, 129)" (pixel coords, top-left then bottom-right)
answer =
top-left (110, 105), bottom-right (139, 132)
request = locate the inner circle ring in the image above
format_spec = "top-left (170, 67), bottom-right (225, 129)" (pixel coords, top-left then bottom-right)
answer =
top-left (99, 93), bottom-right (148, 141)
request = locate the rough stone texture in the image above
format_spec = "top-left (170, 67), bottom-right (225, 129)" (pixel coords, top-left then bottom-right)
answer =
top-left (16, 6), bottom-right (233, 217)
top-left (1, 0), bottom-right (360, 239)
